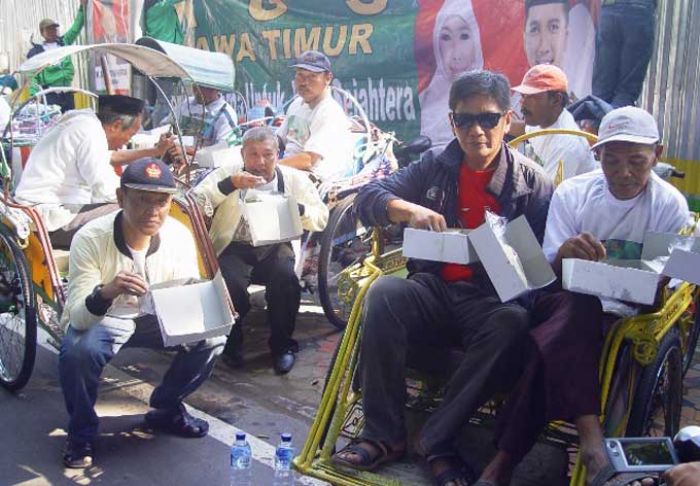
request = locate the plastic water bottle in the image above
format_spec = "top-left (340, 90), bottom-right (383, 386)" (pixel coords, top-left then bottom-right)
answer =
top-left (273, 433), bottom-right (295, 486)
top-left (230, 432), bottom-right (252, 486)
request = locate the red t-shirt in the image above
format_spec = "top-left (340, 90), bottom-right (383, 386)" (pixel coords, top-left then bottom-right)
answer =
top-left (440, 163), bottom-right (501, 282)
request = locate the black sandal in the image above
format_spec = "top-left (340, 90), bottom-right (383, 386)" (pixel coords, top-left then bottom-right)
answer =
top-left (331, 439), bottom-right (405, 471)
top-left (144, 406), bottom-right (209, 438)
top-left (429, 455), bottom-right (476, 486)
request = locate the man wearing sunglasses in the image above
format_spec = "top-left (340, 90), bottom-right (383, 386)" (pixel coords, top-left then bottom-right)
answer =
top-left (332, 70), bottom-right (553, 485)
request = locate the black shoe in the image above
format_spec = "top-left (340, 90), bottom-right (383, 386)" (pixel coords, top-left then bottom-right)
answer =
top-left (273, 350), bottom-right (296, 375)
top-left (220, 350), bottom-right (245, 369)
top-left (63, 438), bottom-right (94, 468)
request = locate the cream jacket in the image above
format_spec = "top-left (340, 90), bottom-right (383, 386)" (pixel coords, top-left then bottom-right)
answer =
top-left (193, 161), bottom-right (329, 255)
top-left (62, 211), bottom-right (200, 331)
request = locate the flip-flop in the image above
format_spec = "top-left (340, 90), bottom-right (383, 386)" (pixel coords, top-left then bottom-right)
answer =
top-left (144, 406), bottom-right (209, 438)
top-left (429, 455), bottom-right (477, 486)
top-left (331, 439), bottom-right (405, 471)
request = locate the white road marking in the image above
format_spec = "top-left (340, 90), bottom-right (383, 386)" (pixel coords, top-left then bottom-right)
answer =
top-left (37, 330), bottom-right (327, 485)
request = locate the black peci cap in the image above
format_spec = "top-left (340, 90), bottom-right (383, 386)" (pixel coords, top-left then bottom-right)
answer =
top-left (98, 94), bottom-right (145, 116)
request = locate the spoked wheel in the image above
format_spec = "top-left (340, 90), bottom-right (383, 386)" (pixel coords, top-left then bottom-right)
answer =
top-left (0, 228), bottom-right (37, 391)
top-left (626, 329), bottom-right (683, 437)
top-left (318, 194), bottom-right (370, 330)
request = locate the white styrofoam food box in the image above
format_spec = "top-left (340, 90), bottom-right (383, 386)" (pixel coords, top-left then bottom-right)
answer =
top-left (469, 215), bottom-right (556, 302)
top-left (150, 271), bottom-right (236, 347)
top-left (402, 228), bottom-right (478, 265)
top-left (241, 191), bottom-right (303, 247)
top-left (562, 232), bottom-right (700, 305)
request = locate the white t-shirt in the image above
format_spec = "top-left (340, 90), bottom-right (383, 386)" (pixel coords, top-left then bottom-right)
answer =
top-left (544, 170), bottom-right (691, 263)
top-left (277, 89), bottom-right (354, 181)
top-left (525, 109), bottom-right (598, 181)
top-left (15, 109), bottom-right (119, 207)
top-left (170, 95), bottom-right (237, 146)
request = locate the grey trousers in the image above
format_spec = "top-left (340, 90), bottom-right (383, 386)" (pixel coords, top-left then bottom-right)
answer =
top-left (59, 315), bottom-right (225, 442)
top-left (358, 273), bottom-right (530, 458)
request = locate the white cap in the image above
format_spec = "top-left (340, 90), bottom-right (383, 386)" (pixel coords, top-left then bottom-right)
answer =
top-left (591, 106), bottom-right (660, 150)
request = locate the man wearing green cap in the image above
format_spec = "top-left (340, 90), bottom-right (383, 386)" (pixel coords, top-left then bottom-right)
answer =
top-left (26, 0), bottom-right (88, 112)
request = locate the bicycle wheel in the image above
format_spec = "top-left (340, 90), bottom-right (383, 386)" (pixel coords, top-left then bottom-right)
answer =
top-left (0, 227), bottom-right (37, 391)
top-left (318, 194), bottom-right (370, 330)
top-left (626, 328), bottom-right (683, 437)
top-left (682, 301), bottom-right (700, 375)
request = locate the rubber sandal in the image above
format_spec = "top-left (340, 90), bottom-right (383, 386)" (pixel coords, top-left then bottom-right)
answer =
top-left (144, 407), bottom-right (209, 438)
top-left (429, 455), bottom-right (477, 486)
top-left (331, 439), bottom-right (405, 471)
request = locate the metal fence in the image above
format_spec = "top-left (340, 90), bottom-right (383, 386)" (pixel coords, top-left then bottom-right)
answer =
top-left (640, 0), bottom-right (700, 205)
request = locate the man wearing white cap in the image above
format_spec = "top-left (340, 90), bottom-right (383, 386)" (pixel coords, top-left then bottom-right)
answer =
top-left (475, 106), bottom-right (690, 486)
top-left (511, 64), bottom-right (598, 182)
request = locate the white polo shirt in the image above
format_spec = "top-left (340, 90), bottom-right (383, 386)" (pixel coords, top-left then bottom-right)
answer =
top-left (277, 89), bottom-right (354, 181)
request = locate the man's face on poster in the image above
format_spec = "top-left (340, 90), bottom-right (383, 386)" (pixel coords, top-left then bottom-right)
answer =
top-left (524, 2), bottom-right (568, 67)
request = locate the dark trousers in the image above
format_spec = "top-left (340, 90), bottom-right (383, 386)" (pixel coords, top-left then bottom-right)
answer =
top-left (50, 203), bottom-right (120, 250)
top-left (218, 241), bottom-right (300, 356)
top-left (495, 291), bottom-right (604, 462)
top-left (359, 273), bottom-right (530, 458)
top-left (592, 3), bottom-right (656, 107)
top-left (45, 91), bottom-right (75, 113)
top-left (59, 315), bottom-right (225, 443)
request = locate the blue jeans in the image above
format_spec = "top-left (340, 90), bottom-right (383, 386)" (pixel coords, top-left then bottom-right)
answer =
top-left (58, 315), bottom-right (225, 443)
top-left (592, 3), bottom-right (656, 107)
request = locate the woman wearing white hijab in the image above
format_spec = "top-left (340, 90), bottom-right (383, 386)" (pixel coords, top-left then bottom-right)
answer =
top-left (419, 0), bottom-right (484, 151)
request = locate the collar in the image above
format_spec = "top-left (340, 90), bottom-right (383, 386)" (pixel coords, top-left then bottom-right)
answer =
top-left (436, 140), bottom-right (533, 199)
top-left (112, 211), bottom-right (161, 260)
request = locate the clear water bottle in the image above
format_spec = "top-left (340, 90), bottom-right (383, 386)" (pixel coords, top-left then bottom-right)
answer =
top-left (230, 432), bottom-right (252, 486)
top-left (273, 433), bottom-right (295, 486)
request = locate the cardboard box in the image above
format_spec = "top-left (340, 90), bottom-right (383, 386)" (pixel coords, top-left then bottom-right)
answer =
top-left (402, 228), bottom-right (478, 265)
top-left (469, 215), bottom-right (556, 302)
top-left (241, 191), bottom-right (303, 247)
top-left (562, 232), bottom-right (700, 305)
top-left (150, 271), bottom-right (236, 347)
top-left (194, 142), bottom-right (242, 168)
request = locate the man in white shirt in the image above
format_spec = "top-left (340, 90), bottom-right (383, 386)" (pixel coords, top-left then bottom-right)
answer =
top-left (15, 95), bottom-right (175, 247)
top-left (477, 107), bottom-right (690, 486)
top-left (167, 84), bottom-right (237, 148)
top-left (194, 127), bottom-right (328, 374)
top-left (59, 159), bottom-right (223, 469)
top-left (277, 50), bottom-right (354, 182)
top-left (511, 64), bottom-right (598, 182)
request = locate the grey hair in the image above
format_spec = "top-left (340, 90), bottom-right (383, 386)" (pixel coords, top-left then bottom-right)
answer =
top-left (242, 126), bottom-right (279, 150)
top-left (97, 111), bottom-right (140, 130)
top-left (449, 70), bottom-right (512, 112)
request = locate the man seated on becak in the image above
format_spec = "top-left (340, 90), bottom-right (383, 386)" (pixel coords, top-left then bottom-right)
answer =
top-left (476, 107), bottom-right (690, 486)
top-left (510, 64), bottom-right (598, 182)
top-left (14, 95), bottom-right (177, 248)
top-left (59, 159), bottom-right (224, 468)
top-left (193, 126), bottom-right (328, 374)
top-left (164, 84), bottom-right (238, 149)
top-left (331, 70), bottom-right (553, 486)
top-left (276, 50), bottom-right (354, 183)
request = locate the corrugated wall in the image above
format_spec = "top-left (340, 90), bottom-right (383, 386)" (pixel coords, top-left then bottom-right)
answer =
top-left (639, 0), bottom-right (700, 207)
top-left (0, 0), bottom-right (88, 87)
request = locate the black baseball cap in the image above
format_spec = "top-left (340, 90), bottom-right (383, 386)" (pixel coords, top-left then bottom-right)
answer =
top-left (290, 50), bottom-right (331, 73)
top-left (121, 159), bottom-right (177, 194)
top-left (98, 94), bottom-right (145, 116)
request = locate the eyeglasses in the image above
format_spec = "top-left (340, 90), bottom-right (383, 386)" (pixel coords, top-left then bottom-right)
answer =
top-left (451, 112), bottom-right (503, 130)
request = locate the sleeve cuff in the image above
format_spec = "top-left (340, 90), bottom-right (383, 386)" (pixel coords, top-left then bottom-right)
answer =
top-left (217, 177), bottom-right (236, 196)
top-left (85, 285), bottom-right (113, 316)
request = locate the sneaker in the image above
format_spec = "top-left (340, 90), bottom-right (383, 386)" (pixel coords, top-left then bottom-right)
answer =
top-left (63, 438), bottom-right (94, 468)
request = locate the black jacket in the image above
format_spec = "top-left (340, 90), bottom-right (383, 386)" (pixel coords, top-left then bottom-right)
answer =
top-left (355, 139), bottom-right (554, 276)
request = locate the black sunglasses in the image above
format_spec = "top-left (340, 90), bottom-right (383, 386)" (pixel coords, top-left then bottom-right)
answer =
top-left (451, 112), bottom-right (503, 130)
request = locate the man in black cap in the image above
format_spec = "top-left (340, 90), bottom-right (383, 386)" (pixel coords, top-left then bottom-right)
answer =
top-left (15, 94), bottom-right (177, 248)
top-left (276, 50), bottom-right (354, 182)
top-left (58, 158), bottom-right (224, 468)
top-left (27, 0), bottom-right (87, 112)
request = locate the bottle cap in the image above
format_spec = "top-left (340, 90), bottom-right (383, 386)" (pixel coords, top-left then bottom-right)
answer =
top-left (236, 432), bottom-right (246, 441)
top-left (281, 433), bottom-right (292, 442)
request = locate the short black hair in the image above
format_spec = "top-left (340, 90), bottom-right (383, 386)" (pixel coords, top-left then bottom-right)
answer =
top-left (547, 90), bottom-right (570, 109)
top-left (449, 70), bottom-right (511, 112)
top-left (525, 0), bottom-right (570, 17)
